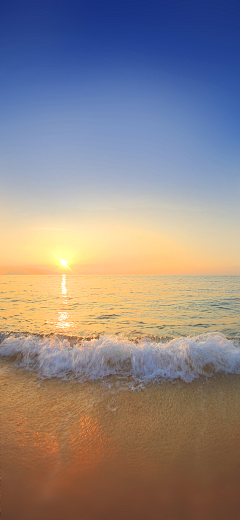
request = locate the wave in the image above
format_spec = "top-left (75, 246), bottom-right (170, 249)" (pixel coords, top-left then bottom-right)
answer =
top-left (0, 333), bottom-right (240, 383)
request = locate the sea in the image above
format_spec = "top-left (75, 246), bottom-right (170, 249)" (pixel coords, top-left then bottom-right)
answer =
top-left (1, 275), bottom-right (240, 520)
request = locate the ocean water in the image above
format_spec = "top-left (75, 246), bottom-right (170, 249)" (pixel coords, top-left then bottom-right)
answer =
top-left (1, 275), bottom-right (240, 519)
top-left (1, 275), bottom-right (240, 384)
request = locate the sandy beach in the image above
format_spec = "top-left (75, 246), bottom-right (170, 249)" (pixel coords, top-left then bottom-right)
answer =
top-left (2, 360), bottom-right (240, 520)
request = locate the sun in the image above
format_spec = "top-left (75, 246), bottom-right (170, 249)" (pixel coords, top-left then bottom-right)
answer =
top-left (59, 259), bottom-right (68, 268)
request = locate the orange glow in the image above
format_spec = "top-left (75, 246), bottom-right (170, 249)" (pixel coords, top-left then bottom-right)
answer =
top-left (1, 210), bottom-right (240, 275)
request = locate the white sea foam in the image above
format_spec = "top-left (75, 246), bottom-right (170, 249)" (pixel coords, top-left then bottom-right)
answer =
top-left (0, 333), bottom-right (240, 383)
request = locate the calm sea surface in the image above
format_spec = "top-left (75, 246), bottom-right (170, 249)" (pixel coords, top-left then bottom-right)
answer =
top-left (1, 274), bottom-right (239, 340)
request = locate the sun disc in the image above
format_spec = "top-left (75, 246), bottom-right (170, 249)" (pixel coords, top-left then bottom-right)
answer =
top-left (59, 259), bottom-right (68, 268)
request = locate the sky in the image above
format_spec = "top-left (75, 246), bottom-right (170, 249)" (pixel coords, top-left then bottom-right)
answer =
top-left (0, 0), bottom-right (240, 274)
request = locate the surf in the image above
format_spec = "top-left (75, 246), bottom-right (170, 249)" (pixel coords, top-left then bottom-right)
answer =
top-left (1, 332), bottom-right (240, 383)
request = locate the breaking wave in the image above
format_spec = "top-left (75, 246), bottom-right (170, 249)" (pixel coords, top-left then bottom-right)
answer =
top-left (0, 332), bottom-right (240, 383)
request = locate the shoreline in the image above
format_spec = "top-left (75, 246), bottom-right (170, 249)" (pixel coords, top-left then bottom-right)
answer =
top-left (2, 362), bottom-right (240, 519)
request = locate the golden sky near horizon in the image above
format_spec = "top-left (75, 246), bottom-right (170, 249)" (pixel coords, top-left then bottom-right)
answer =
top-left (1, 204), bottom-right (240, 275)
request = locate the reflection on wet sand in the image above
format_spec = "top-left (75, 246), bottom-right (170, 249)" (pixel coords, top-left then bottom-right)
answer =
top-left (2, 364), bottom-right (240, 520)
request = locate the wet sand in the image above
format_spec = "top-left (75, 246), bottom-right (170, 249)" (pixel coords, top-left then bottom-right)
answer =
top-left (2, 361), bottom-right (240, 520)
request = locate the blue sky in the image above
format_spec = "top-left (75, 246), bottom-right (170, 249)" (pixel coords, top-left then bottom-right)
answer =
top-left (0, 0), bottom-right (240, 273)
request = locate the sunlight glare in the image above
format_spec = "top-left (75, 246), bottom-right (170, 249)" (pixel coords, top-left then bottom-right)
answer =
top-left (59, 259), bottom-right (68, 268)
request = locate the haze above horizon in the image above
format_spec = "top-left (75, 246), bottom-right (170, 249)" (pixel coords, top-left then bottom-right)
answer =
top-left (1, 0), bottom-right (239, 274)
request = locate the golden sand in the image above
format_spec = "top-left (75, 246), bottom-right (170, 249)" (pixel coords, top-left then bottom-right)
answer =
top-left (2, 361), bottom-right (240, 520)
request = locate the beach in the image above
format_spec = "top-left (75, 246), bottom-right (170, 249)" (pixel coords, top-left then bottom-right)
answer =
top-left (2, 0), bottom-right (240, 516)
top-left (1, 275), bottom-right (240, 519)
top-left (2, 363), bottom-right (240, 520)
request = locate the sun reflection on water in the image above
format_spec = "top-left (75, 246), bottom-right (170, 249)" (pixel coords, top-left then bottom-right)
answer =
top-left (57, 275), bottom-right (73, 330)
top-left (57, 310), bottom-right (71, 329)
top-left (61, 274), bottom-right (67, 297)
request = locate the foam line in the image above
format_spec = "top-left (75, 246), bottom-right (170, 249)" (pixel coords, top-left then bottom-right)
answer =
top-left (0, 333), bottom-right (240, 382)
